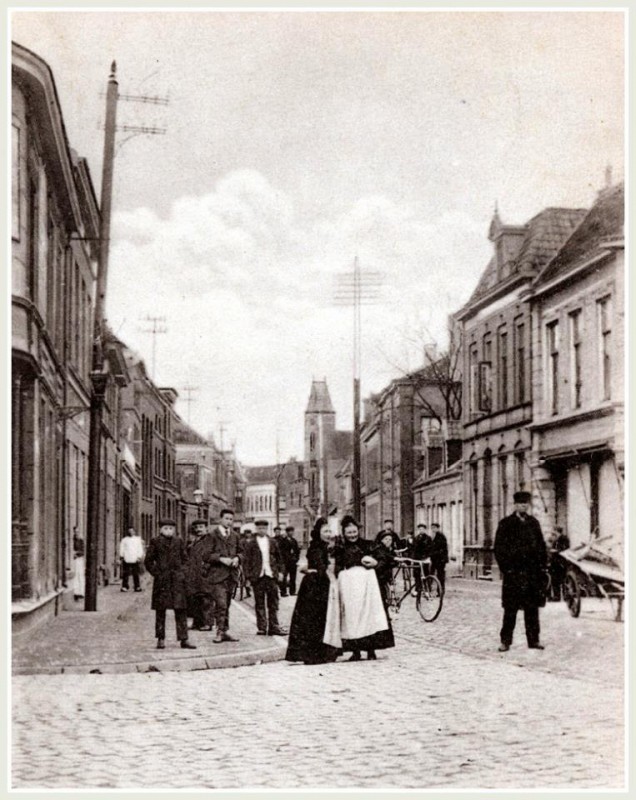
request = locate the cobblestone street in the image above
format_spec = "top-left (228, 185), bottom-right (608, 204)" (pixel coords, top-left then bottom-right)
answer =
top-left (12, 580), bottom-right (624, 790)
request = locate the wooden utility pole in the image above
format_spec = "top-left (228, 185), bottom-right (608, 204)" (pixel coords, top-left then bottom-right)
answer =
top-left (85, 62), bottom-right (118, 611)
top-left (84, 66), bottom-right (169, 611)
top-left (333, 258), bottom-right (383, 522)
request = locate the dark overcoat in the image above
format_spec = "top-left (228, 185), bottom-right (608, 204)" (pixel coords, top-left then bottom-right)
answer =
top-left (412, 532), bottom-right (433, 561)
top-left (284, 536), bottom-right (300, 566)
top-left (430, 533), bottom-right (449, 567)
top-left (242, 537), bottom-right (285, 583)
top-left (186, 533), bottom-right (216, 596)
top-left (206, 527), bottom-right (242, 584)
top-left (494, 513), bottom-right (548, 609)
top-left (144, 535), bottom-right (188, 610)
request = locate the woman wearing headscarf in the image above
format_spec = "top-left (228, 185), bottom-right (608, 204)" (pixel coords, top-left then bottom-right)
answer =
top-left (285, 517), bottom-right (341, 665)
top-left (335, 515), bottom-right (395, 661)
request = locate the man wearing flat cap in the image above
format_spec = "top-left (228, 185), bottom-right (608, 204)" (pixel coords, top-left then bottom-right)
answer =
top-left (242, 520), bottom-right (287, 636)
top-left (282, 526), bottom-right (301, 596)
top-left (144, 519), bottom-right (196, 650)
top-left (494, 491), bottom-right (548, 652)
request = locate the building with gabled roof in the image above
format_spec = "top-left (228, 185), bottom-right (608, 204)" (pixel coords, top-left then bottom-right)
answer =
top-left (528, 181), bottom-right (624, 557)
top-left (455, 202), bottom-right (587, 579)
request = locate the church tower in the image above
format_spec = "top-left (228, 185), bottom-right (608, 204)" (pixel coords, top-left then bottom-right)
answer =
top-left (305, 380), bottom-right (336, 514)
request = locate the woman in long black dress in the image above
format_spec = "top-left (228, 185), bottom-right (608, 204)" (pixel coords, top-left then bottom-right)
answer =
top-left (335, 515), bottom-right (395, 661)
top-left (285, 517), bottom-right (341, 665)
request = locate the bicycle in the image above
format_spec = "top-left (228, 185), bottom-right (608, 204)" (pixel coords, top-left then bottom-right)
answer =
top-left (231, 565), bottom-right (250, 601)
top-left (387, 557), bottom-right (443, 623)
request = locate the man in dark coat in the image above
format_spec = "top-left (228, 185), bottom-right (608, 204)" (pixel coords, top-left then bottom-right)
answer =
top-left (273, 526), bottom-right (290, 596)
top-left (412, 523), bottom-right (433, 591)
top-left (283, 526), bottom-right (301, 596)
top-left (144, 519), bottom-right (196, 650)
top-left (242, 520), bottom-right (287, 636)
top-left (207, 508), bottom-right (241, 643)
top-left (186, 520), bottom-right (215, 631)
top-left (494, 491), bottom-right (548, 651)
top-left (429, 523), bottom-right (449, 593)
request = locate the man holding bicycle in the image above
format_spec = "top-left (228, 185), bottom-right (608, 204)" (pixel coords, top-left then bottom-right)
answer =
top-left (412, 523), bottom-right (433, 593)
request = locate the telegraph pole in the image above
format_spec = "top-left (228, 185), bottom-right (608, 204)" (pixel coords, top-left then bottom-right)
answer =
top-left (141, 315), bottom-right (167, 380)
top-left (85, 62), bottom-right (118, 611)
top-left (333, 258), bottom-right (383, 522)
top-left (84, 66), bottom-right (169, 611)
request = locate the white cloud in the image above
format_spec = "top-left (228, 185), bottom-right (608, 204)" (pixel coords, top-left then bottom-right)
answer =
top-left (106, 169), bottom-right (488, 463)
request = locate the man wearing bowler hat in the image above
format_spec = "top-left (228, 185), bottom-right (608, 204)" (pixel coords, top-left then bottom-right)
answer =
top-left (494, 491), bottom-right (548, 652)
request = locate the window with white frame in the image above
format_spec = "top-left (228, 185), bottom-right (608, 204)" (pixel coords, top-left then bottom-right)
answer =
top-left (515, 320), bottom-right (526, 404)
top-left (546, 320), bottom-right (559, 415)
top-left (498, 327), bottom-right (508, 409)
top-left (569, 309), bottom-right (582, 408)
top-left (597, 296), bottom-right (612, 401)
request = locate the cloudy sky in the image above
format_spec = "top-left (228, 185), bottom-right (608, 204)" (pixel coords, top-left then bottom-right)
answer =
top-left (11, 10), bottom-right (624, 464)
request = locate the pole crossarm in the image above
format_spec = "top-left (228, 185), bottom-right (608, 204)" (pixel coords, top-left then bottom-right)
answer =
top-left (181, 385), bottom-right (200, 425)
top-left (140, 316), bottom-right (168, 380)
top-left (118, 92), bottom-right (169, 105)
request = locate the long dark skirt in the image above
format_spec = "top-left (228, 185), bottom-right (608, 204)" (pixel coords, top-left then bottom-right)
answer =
top-left (341, 624), bottom-right (395, 653)
top-left (339, 568), bottom-right (395, 653)
top-left (285, 572), bottom-right (341, 664)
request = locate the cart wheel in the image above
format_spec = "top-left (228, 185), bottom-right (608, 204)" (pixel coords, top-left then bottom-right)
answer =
top-left (564, 572), bottom-right (581, 618)
top-left (613, 596), bottom-right (623, 622)
top-left (416, 575), bottom-right (443, 622)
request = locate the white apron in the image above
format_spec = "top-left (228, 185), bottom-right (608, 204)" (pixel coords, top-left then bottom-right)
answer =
top-left (323, 561), bottom-right (343, 648)
top-left (338, 566), bottom-right (388, 640)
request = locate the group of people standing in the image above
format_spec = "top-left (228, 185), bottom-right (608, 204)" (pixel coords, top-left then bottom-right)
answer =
top-left (144, 510), bottom-right (243, 649)
top-left (143, 511), bottom-right (300, 649)
top-left (285, 515), bottom-right (396, 665)
top-left (133, 489), bottom-right (557, 656)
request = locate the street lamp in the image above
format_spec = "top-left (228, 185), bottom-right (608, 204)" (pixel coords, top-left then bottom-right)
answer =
top-left (193, 488), bottom-right (203, 519)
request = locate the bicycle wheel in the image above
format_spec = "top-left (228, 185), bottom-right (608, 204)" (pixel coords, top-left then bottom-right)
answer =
top-left (387, 584), bottom-right (400, 619)
top-left (416, 575), bottom-right (443, 622)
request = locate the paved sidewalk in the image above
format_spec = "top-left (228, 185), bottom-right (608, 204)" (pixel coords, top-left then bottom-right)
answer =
top-left (12, 577), bottom-right (286, 675)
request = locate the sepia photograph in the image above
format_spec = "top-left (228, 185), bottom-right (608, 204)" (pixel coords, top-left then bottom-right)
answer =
top-left (8, 4), bottom-right (627, 792)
